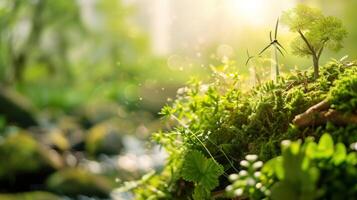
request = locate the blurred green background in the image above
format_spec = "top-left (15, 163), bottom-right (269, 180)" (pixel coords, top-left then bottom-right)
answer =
top-left (0, 0), bottom-right (356, 199)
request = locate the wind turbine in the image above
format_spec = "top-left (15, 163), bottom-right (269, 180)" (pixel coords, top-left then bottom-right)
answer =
top-left (259, 18), bottom-right (285, 81)
top-left (245, 50), bottom-right (261, 85)
top-left (245, 50), bottom-right (255, 67)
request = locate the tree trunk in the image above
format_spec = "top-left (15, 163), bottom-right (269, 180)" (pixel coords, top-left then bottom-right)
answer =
top-left (11, 53), bottom-right (26, 84)
top-left (312, 56), bottom-right (319, 79)
top-left (11, 0), bottom-right (45, 83)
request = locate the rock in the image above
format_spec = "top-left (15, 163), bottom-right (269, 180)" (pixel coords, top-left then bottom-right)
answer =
top-left (42, 128), bottom-right (71, 152)
top-left (0, 191), bottom-right (62, 200)
top-left (0, 87), bottom-right (37, 128)
top-left (0, 132), bottom-right (64, 192)
top-left (46, 168), bottom-right (113, 198)
top-left (85, 122), bottom-right (124, 156)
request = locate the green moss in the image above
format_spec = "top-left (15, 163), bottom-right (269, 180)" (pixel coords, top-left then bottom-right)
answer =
top-left (46, 168), bottom-right (113, 198)
top-left (0, 131), bottom-right (63, 191)
top-left (0, 132), bottom-right (61, 185)
top-left (329, 73), bottom-right (357, 112)
top-left (131, 60), bottom-right (357, 199)
top-left (0, 191), bottom-right (61, 200)
top-left (0, 133), bottom-right (43, 179)
top-left (85, 122), bottom-right (124, 156)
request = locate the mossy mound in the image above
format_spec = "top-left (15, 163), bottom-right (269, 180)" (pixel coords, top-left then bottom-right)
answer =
top-left (329, 72), bottom-right (357, 112)
top-left (0, 132), bottom-right (63, 191)
top-left (46, 168), bottom-right (113, 198)
top-left (128, 60), bottom-right (357, 199)
top-left (85, 122), bottom-right (124, 156)
top-left (0, 87), bottom-right (37, 128)
top-left (0, 191), bottom-right (62, 200)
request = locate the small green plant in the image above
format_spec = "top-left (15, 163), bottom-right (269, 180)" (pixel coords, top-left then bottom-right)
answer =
top-left (181, 150), bottom-right (224, 200)
top-left (268, 134), bottom-right (357, 200)
top-left (227, 133), bottom-right (357, 200)
top-left (282, 4), bottom-right (347, 79)
top-left (226, 154), bottom-right (270, 199)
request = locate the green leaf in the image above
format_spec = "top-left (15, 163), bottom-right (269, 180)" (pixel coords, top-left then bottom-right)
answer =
top-left (332, 143), bottom-right (346, 165)
top-left (262, 156), bottom-right (284, 180)
top-left (282, 141), bottom-right (305, 183)
top-left (305, 142), bottom-right (318, 159)
top-left (193, 184), bottom-right (210, 200)
top-left (271, 182), bottom-right (299, 200)
top-left (316, 133), bottom-right (334, 158)
top-left (300, 167), bottom-right (320, 193)
top-left (181, 150), bottom-right (224, 191)
top-left (346, 152), bottom-right (357, 165)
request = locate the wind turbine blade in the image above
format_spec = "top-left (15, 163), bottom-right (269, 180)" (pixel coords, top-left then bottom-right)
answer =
top-left (269, 31), bottom-right (272, 42)
top-left (259, 44), bottom-right (272, 55)
top-left (245, 58), bottom-right (250, 66)
top-left (276, 45), bottom-right (284, 56)
top-left (276, 41), bottom-right (286, 51)
top-left (275, 17), bottom-right (279, 39)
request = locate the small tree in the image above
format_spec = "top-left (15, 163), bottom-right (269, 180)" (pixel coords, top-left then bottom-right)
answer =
top-left (282, 4), bottom-right (347, 79)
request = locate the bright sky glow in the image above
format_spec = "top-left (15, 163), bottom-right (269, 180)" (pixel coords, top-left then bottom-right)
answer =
top-left (231, 0), bottom-right (269, 25)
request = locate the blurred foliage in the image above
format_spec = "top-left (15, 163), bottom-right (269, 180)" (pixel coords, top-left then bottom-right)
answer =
top-left (0, 0), bottom-right (83, 83)
top-left (0, 0), bottom-right (191, 116)
top-left (227, 133), bottom-right (357, 200)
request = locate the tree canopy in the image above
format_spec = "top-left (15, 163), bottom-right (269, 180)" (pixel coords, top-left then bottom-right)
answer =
top-left (282, 4), bottom-right (347, 79)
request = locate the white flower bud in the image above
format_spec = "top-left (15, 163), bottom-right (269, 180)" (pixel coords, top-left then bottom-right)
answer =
top-left (240, 160), bottom-right (249, 167)
top-left (264, 190), bottom-right (271, 196)
top-left (255, 182), bottom-right (262, 189)
top-left (226, 185), bottom-right (233, 192)
top-left (281, 140), bottom-right (291, 147)
top-left (253, 161), bottom-right (263, 169)
top-left (350, 142), bottom-right (357, 151)
top-left (234, 188), bottom-right (243, 196)
top-left (228, 174), bottom-right (239, 182)
top-left (254, 171), bottom-right (261, 178)
top-left (238, 170), bottom-right (248, 177)
top-left (245, 154), bottom-right (258, 162)
top-left (260, 186), bottom-right (267, 192)
top-left (246, 178), bottom-right (256, 186)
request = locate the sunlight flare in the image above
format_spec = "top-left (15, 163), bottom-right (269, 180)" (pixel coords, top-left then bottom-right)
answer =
top-left (231, 0), bottom-right (268, 25)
